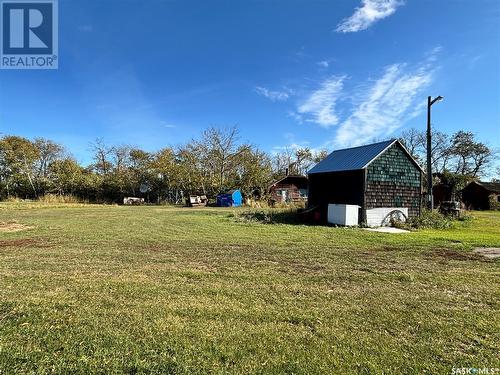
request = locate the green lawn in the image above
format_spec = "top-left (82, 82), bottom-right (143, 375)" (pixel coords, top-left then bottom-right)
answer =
top-left (0, 204), bottom-right (498, 374)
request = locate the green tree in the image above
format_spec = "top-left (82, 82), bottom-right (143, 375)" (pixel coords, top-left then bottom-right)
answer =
top-left (33, 138), bottom-right (65, 194)
top-left (448, 131), bottom-right (492, 177)
top-left (0, 136), bottom-right (40, 198)
top-left (151, 147), bottom-right (183, 203)
top-left (48, 158), bottom-right (84, 195)
top-left (233, 145), bottom-right (272, 199)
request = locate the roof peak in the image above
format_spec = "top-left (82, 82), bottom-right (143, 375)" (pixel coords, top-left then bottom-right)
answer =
top-left (308, 139), bottom-right (401, 174)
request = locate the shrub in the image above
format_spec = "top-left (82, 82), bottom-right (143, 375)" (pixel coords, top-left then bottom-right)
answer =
top-left (37, 194), bottom-right (85, 204)
top-left (457, 212), bottom-right (474, 223)
top-left (489, 195), bottom-right (500, 211)
top-left (234, 208), bottom-right (306, 225)
top-left (404, 209), bottom-right (453, 229)
top-left (245, 199), bottom-right (270, 209)
top-left (403, 209), bottom-right (474, 230)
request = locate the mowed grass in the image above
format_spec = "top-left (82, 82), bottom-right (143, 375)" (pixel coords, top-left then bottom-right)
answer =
top-left (0, 204), bottom-right (498, 374)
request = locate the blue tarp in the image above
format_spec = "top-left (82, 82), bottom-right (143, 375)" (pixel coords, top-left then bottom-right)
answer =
top-left (216, 189), bottom-right (242, 207)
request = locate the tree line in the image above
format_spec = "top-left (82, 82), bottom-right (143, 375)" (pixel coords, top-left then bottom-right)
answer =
top-left (399, 128), bottom-right (495, 196)
top-left (0, 126), bottom-right (494, 203)
top-left (0, 127), bottom-right (326, 203)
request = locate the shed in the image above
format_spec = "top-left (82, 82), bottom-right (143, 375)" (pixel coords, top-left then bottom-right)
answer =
top-left (187, 195), bottom-right (208, 207)
top-left (269, 175), bottom-right (308, 204)
top-left (216, 189), bottom-right (243, 207)
top-left (462, 181), bottom-right (500, 210)
top-left (308, 139), bottom-right (424, 226)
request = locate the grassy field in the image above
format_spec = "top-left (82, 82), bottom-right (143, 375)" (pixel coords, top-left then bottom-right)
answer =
top-left (0, 204), bottom-right (498, 374)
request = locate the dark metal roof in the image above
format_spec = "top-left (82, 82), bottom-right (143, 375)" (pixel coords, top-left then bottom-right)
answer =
top-left (308, 139), bottom-right (397, 174)
top-left (270, 175), bottom-right (308, 188)
top-left (476, 181), bottom-right (500, 194)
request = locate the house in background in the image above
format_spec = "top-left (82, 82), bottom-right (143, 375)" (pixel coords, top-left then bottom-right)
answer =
top-left (269, 175), bottom-right (308, 204)
top-left (308, 139), bottom-right (424, 226)
top-left (462, 181), bottom-right (500, 210)
top-left (216, 189), bottom-right (243, 207)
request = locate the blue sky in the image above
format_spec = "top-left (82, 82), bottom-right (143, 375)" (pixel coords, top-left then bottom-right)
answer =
top-left (1, 0), bottom-right (499, 166)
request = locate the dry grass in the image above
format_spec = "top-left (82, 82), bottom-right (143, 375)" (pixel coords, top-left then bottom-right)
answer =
top-left (0, 221), bottom-right (34, 233)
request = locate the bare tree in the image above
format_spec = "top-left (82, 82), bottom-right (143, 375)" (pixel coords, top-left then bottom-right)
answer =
top-left (34, 138), bottom-right (64, 178)
top-left (399, 128), bottom-right (450, 173)
top-left (399, 128), bottom-right (424, 160)
top-left (494, 167), bottom-right (500, 182)
top-left (111, 145), bottom-right (132, 173)
top-left (313, 150), bottom-right (328, 163)
top-left (90, 138), bottom-right (113, 175)
top-left (273, 147), bottom-right (295, 175)
top-left (199, 126), bottom-right (247, 192)
top-left (273, 147), bottom-right (328, 177)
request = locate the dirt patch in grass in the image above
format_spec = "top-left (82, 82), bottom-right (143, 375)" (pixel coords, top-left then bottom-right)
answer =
top-left (0, 222), bottom-right (34, 233)
top-left (426, 248), bottom-right (483, 262)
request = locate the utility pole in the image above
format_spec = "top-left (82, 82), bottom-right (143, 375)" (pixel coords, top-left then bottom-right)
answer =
top-left (426, 95), bottom-right (444, 210)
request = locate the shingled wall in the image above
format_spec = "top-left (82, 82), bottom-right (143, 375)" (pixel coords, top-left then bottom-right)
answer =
top-left (365, 143), bottom-right (422, 218)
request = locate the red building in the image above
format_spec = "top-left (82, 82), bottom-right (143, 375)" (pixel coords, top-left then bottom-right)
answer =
top-left (269, 175), bottom-right (308, 204)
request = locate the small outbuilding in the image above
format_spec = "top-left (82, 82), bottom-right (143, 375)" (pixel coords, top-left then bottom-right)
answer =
top-left (462, 181), bottom-right (500, 210)
top-left (216, 189), bottom-right (243, 207)
top-left (187, 195), bottom-right (208, 207)
top-left (269, 175), bottom-right (308, 204)
top-left (308, 139), bottom-right (424, 226)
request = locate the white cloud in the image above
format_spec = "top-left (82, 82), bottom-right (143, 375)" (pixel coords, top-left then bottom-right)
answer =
top-left (335, 63), bottom-right (433, 146)
top-left (255, 86), bottom-right (290, 102)
top-left (296, 76), bottom-right (345, 128)
top-left (336, 0), bottom-right (403, 33)
top-left (271, 135), bottom-right (306, 154)
top-left (271, 133), bottom-right (326, 157)
top-left (271, 143), bottom-right (306, 154)
top-left (317, 61), bottom-right (329, 68)
top-left (287, 111), bottom-right (304, 124)
top-left (159, 121), bottom-right (176, 128)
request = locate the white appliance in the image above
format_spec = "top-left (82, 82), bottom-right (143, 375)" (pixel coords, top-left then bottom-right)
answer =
top-left (327, 204), bottom-right (360, 226)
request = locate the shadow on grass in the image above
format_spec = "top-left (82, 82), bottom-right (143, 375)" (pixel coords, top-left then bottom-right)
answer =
top-left (232, 208), bottom-right (319, 225)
